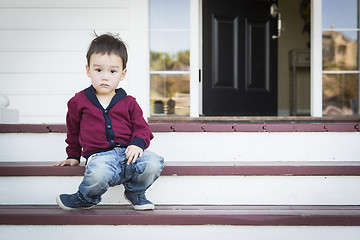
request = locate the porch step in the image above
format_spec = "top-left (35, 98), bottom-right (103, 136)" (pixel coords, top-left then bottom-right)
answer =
top-left (1, 131), bottom-right (360, 162)
top-left (2, 161), bottom-right (360, 176)
top-left (2, 124), bottom-right (360, 239)
top-left (1, 205), bottom-right (360, 226)
top-left (1, 161), bottom-right (360, 205)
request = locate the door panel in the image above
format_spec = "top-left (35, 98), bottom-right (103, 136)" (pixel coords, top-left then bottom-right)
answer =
top-left (203, 0), bottom-right (278, 116)
top-left (245, 19), bottom-right (270, 91)
top-left (212, 15), bottom-right (238, 90)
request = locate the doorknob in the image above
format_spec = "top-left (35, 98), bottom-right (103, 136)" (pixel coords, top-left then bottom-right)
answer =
top-left (270, 3), bottom-right (282, 39)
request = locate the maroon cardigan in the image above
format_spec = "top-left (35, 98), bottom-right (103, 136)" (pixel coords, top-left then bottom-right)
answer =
top-left (65, 86), bottom-right (153, 161)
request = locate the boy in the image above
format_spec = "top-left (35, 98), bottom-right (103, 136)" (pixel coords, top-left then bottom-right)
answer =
top-left (54, 33), bottom-right (164, 211)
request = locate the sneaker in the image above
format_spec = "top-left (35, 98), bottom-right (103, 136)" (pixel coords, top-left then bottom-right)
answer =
top-left (124, 191), bottom-right (155, 211)
top-left (56, 192), bottom-right (95, 211)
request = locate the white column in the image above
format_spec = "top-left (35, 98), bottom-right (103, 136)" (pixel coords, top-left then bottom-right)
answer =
top-left (310, 0), bottom-right (323, 117)
top-left (190, 0), bottom-right (200, 117)
top-left (0, 93), bottom-right (19, 123)
top-left (128, 0), bottom-right (150, 118)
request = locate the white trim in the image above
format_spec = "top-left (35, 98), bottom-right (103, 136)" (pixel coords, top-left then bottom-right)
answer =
top-left (150, 29), bottom-right (189, 32)
top-left (128, 0), bottom-right (150, 118)
top-left (199, 0), bottom-right (203, 115)
top-left (323, 70), bottom-right (360, 74)
top-left (190, 0), bottom-right (200, 117)
top-left (358, 76), bottom-right (360, 115)
top-left (150, 71), bottom-right (190, 75)
top-left (311, 0), bottom-right (323, 117)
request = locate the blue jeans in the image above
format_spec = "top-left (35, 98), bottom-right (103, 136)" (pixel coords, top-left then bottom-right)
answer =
top-left (78, 147), bottom-right (164, 204)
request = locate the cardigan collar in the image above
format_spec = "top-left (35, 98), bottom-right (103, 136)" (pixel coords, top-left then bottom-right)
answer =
top-left (83, 85), bottom-right (127, 111)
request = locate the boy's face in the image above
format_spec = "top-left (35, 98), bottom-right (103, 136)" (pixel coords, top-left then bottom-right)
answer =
top-left (86, 53), bottom-right (127, 97)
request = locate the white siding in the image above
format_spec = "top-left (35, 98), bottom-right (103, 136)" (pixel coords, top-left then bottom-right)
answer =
top-left (0, 0), bottom-right (129, 8)
top-left (0, 0), bottom-right (149, 123)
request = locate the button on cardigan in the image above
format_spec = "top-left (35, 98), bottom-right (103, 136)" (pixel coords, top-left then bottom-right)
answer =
top-left (65, 86), bottom-right (153, 161)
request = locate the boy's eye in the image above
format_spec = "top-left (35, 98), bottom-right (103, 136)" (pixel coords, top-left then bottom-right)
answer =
top-left (111, 70), bottom-right (116, 73)
top-left (96, 69), bottom-right (101, 72)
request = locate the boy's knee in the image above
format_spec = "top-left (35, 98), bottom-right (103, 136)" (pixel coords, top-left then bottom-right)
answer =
top-left (148, 158), bottom-right (163, 172)
top-left (139, 155), bottom-right (164, 177)
top-left (143, 151), bottom-right (164, 163)
top-left (84, 164), bottom-right (113, 185)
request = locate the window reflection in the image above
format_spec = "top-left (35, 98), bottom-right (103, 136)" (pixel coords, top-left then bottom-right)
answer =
top-left (150, 31), bottom-right (190, 56)
top-left (150, 31), bottom-right (190, 71)
top-left (323, 74), bottom-right (358, 115)
top-left (150, 0), bottom-right (190, 29)
top-left (322, 0), bottom-right (359, 116)
top-left (149, 0), bottom-right (190, 116)
top-left (322, 31), bottom-right (358, 71)
top-left (150, 74), bottom-right (190, 115)
top-left (322, 0), bottom-right (357, 29)
top-left (150, 50), bottom-right (190, 72)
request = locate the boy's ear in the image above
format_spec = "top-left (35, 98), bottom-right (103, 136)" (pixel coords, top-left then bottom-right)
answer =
top-left (121, 68), bottom-right (127, 81)
top-left (85, 65), bottom-right (91, 77)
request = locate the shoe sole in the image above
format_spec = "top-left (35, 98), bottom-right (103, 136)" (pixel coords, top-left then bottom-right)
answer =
top-left (123, 193), bottom-right (155, 211)
top-left (56, 195), bottom-right (95, 211)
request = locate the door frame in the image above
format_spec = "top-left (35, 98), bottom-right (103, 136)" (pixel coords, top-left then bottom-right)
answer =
top-left (310, 0), bottom-right (322, 117)
top-left (188, 0), bottom-right (322, 117)
top-left (189, 0), bottom-right (201, 117)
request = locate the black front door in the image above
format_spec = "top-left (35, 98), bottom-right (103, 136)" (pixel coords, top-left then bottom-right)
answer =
top-left (202, 0), bottom-right (278, 116)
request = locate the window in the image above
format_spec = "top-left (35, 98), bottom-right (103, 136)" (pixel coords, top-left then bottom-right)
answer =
top-left (322, 0), bottom-right (359, 116)
top-left (149, 0), bottom-right (190, 116)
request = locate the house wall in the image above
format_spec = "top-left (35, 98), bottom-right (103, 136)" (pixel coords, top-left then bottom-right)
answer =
top-left (278, 0), bottom-right (311, 115)
top-left (0, 0), bottom-right (149, 123)
top-left (1, 0), bottom-right (315, 122)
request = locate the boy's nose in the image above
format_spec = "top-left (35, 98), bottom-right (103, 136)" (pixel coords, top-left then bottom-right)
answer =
top-left (101, 73), bottom-right (109, 80)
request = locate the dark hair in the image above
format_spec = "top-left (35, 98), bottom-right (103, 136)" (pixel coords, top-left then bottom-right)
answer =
top-left (86, 33), bottom-right (128, 69)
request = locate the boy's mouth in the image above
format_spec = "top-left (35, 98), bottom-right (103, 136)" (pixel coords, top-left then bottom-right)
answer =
top-left (100, 84), bottom-right (110, 87)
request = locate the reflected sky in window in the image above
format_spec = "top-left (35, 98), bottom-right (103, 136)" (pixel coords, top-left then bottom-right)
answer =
top-left (322, 0), bottom-right (358, 29)
top-left (150, 0), bottom-right (190, 55)
top-left (150, 0), bottom-right (190, 29)
top-left (150, 30), bottom-right (190, 54)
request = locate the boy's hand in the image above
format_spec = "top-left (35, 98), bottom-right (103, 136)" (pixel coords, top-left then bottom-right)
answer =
top-left (125, 145), bottom-right (143, 165)
top-left (53, 158), bottom-right (80, 167)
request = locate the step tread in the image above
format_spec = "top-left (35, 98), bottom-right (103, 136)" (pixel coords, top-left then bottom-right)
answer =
top-left (1, 205), bottom-right (360, 226)
top-left (0, 122), bottom-right (359, 133)
top-left (1, 161), bottom-right (360, 176)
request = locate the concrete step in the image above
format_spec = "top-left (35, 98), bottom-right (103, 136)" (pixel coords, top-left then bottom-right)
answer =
top-left (1, 162), bottom-right (360, 205)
